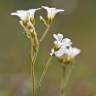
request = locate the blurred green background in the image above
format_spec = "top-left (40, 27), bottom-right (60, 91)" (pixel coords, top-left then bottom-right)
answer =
top-left (0, 0), bottom-right (96, 96)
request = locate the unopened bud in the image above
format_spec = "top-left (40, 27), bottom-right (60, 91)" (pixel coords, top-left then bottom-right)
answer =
top-left (40, 16), bottom-right (48, 26)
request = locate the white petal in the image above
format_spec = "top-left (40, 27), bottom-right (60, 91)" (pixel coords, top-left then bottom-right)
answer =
top-left (53, 33), bottom-right (63, 41)
top-left (62, 38), bottom-right (72, 46)
top-left (42, 6), bottom-right (50, 10)
top-left (52, 9), bottom-right (64, 17)
top-left (63, 47), bottom-right (80, 57)
top-left (11, 10), bottom-right (28, 20)
top-left (42, 6), bottom-right (55, 18)
top-left (54, 46), bottom-right (66, 57)
top-left (42, 6), bottom-right (64, 18)
top-left (53, 34), bottom-right (58, 40)
top-left (55, 9), bottom-right (64, 13)
top-left (28, 8), bottom-right (41, 16)
top-left (48, 8), bottom-right (56, 17)
top-left (57, 33), bottom-right (63, 41)
top-left (70, 48), bottom-right (80, 57)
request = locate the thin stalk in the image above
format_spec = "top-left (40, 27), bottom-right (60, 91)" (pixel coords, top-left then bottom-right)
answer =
top-left (60, 64), bottom-right (74, 96)
top-left (31, 42), bottom-right (35, 96)
top-left (37, 56), bottom-right (52, 96)
top-left (39, 25), bottom-right (50, 43)
top-left (31, 60), bottom-right (35, 96)
top-left (31, 40), bottom-right (39, 96)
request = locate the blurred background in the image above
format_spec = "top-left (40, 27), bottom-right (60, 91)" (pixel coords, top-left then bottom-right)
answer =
top-left (0, 0), bottom-right (96, 96)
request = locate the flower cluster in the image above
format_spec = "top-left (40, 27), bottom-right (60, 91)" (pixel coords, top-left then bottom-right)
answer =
top-left (11, 8), bottom-right (40, 38)
top-left (11, 6), bottom-right (64, 28)
top-left (11, 6), bottom-right (81, 96)
top-left (50, 33), bottom-right (80, 64)
top-left (42, 6), bottom-right (64, 24)
top-left (11, 6), bottom-right (80, 63)
top-left (11, 6), bottom-right (64, 52)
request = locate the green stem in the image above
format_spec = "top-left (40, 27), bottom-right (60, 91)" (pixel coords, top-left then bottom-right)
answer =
top-left (39, 25), bottom-right (50, 43)
top-left (31, 40), bottom-right (39, 96)
top-left (60, 64), bottom-right (73, 96)
top-left (37, 56), bottom-right (52, 96)
top-left (31, 57), bottom-right (35, 96)
top-left (31, 44), bottom-right (35, 96)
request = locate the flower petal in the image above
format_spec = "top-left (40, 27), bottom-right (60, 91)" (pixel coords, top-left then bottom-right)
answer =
top-left (28, 8), bottom-right (41, 16)
top-left (62, 38), bottom-right (72, 46)
top-left (53, 33), bottom-right (63, 41)
top-left (11, 10), bottom-right (28, 20)
top-left (54, 46), bottom-right (66, 57)
top-left (70, 48), bottom-right (80, 57)
top-left (41, 6), bottom-right (64, 19)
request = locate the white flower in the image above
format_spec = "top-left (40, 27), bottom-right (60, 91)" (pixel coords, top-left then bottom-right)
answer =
top-left (50, 33), bottom-right (80, 59)
top-left (28, 8), bottom-right (41, 20)
top-left (54, 46), bottom-right (80, 58)
top-left (11, 10), bottom-right (29, 21)
top-left (11, 8), bottom-right (40, 21)
top-left (53, 33), bottom-right (72, 49)
top-left (42, 6), bottom-right (64, 20)
top-left (65, 47), bottom-right (80, 57)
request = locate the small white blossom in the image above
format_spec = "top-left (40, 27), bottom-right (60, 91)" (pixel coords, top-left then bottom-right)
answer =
top-left (11, 8), bottom-right (40, 21)
top-left (53, 33), bottom-right (72, 49)
top-left (11, 10), bottom-right (29, 21)
top-left (42, 6), bottom-right (64, 20)
top-left (65, 47), bottom-right (80, 57)
top-left (50, 33), bottom-right (80, 59)
top-left (54, 46), bottom-right (80, 58)
top-left (28, 8), bottom-right (41, 20)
